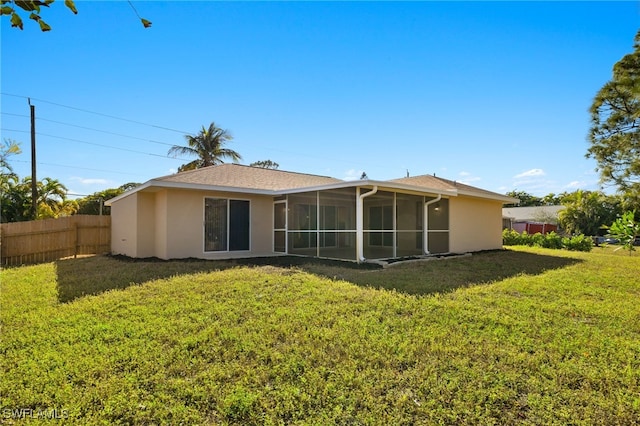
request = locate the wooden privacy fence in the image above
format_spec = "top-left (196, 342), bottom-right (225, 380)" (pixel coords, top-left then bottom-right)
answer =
top-left (0, 215), bottom-right (111, 266)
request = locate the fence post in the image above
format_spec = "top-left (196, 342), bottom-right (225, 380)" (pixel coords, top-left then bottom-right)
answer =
top-left (73, 220), bottom-right (78, 259)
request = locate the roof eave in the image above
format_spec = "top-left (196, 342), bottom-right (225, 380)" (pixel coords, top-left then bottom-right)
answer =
top-left (104, 180), bottom-right (277, 206)
top-left (273, 179), bottom-right (459, 196)
top-left (105, 178), bottom-right (512, 206)
top-left (456, 189), bottom-right (519, 203)
top-left (104, 181), bottom-right (153, 206)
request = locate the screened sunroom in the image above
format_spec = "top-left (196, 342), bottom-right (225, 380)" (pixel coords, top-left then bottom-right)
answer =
top-left (274, 186), bottom-right (450, 262)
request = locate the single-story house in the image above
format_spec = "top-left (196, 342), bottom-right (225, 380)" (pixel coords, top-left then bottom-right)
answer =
top-left (106, 164), bottom-right (517, 263)
top-left (502, 205), bottom-right (565, 235)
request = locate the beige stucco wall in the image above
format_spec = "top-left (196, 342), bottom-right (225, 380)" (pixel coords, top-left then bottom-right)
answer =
top-left (449, 196), bottom-right (503, 253)
top-left (165, 189), bottom-right (203, 259)
top-left (158, 189), bottom-right (275, 260)
top-left (110, 193), bottom-right (139, 257)
top-left (111, 188), bottom-right (276, 260)
top-left (136, 192), bottom-right (157, 258)
top-left (153, 190), bottom-right (167, 259)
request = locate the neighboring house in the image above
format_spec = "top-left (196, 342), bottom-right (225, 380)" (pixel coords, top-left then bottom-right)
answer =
top-left (502, 205), bottom-right (565, 235)
top-left (106, 164), bottom-right (517, 263)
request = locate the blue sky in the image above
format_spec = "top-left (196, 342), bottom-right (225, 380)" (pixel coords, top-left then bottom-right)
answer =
top-left (1, 1), bottom-right (639, 198)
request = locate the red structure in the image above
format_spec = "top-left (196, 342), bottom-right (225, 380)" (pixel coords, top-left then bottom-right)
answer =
top-left (512, 222), bottom-right (558, 235)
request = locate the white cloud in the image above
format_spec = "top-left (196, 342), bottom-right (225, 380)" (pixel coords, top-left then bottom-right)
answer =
top-left (70, 177), bottom-right (110, 185)
top-left (459, 176), bottom-right (481, 184)
top-left (169, 168), bottom-right (177, 174)
top-left (343, 169), bottom-right (364, 181)
top-left (565, 180), bottom-right (582, 188)
top-left (514, 169), bottom-right (545, 179)
top-left (457, 171), bottom-right (481, 185)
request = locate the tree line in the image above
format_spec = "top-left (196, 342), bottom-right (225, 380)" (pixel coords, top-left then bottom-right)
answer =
top-left (505, 189), bottom-right (632, 237)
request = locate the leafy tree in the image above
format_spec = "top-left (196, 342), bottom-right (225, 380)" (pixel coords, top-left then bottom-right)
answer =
top-left (34, 177), bottom-right (78, 219)
top-left (35, 177), bottom-right (66, 210)
top-left (1, 139), bottom-right (21, 176)
top-left (504, 190), bottom-right (542, 207)
top-left (587, 30), bottom-right (640, 200)
top-left (249, 160), bottom-right (279, 170)
top-left (2, 0), bottom-right (151, 31)
top-left (37, 198), bottom-right (77, 219)
top-left (540, 193), bottom-right (562, 206)
top-left (606, 211), bottom-right (640, 255)
top-left (558, 190), bottom-right (621, 236)
top-left (619, 191), bottom-right (640, 215)
top-left (168, 122), bottom-right (242, 172)
top-left (32, 176), bottom-right (76, 218)
top-left (1, 175), bottom-right (77, 222)
top-left (0, 174), bottom-right (30, 222)
top-left (75, 183), bottom-right (140, 215)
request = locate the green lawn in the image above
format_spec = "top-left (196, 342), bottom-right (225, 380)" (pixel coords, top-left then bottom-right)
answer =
top-left (1, 247), bottom-right (638, 424)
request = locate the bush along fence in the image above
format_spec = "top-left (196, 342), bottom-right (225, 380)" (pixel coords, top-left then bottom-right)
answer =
top-left (0, 215), bottom-right (111, 266)
top-left (502, 229), bottom-right (593, 252)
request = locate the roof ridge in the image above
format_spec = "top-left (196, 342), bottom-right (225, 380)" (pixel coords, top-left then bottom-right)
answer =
top-left (237, 163), bottom-right (342, 181)
top-left (158, 163), bottom-right (342, 182)
top-left (391, 173), bottom-right (514, 200)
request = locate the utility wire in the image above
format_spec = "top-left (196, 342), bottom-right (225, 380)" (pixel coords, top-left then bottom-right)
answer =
top-left (1, 128), bottom-right (191, 161)
top-left (1, 93), bottom-right (192, 135)
top-left (1, 112), bottom-right (177, 147)
top-left (10, 159), bottom-right (148, 177)
top-left (1, 94), bottom-right (394, 173)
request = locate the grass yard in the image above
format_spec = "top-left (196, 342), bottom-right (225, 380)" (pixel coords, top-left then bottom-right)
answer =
top-left (1, 247), bottom-right (639, 425)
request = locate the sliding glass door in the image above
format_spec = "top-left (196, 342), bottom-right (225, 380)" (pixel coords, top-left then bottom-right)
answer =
top-left (204, 198), bottom-right (249, 252)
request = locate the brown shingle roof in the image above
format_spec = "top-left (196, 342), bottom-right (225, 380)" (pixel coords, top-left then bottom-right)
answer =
top-left (390, 174), bottom-right (512, 200)
top-left (389, 175), bottom-right (457, 191)
top-left (107, 165), bottom-right (516, 206)
top-left (156, 163), bottom-right (343, 191)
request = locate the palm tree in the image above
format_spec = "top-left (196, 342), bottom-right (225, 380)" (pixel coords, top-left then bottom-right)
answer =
top-left (0, 174), bottom-right (30, 222)
top-left (1, 139), bottom-right (21, 177)
top-left (37, 177), bottom-right (77, 218)
top-left (37, 177), bottom-right (67, 207)
top-left (168, 122), bottom-right (242, 172)
top-left (0, 176), bottom-right (75, 221)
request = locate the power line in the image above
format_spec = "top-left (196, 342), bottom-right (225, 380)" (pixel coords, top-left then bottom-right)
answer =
top-left (1, 128), bottom-right (191, 161)
top-left (1, 93), bottom-right (393, 173)
top-left (1, 112), bottom-right (29, 119)
top-left (1, 112), bottom-right (177, 147)
top-left (1, 92), bottom-right (192, 135)
top-left (1, 96), bottom-right (386, 170)
top-left (10, 159), bottom-right (149, 177)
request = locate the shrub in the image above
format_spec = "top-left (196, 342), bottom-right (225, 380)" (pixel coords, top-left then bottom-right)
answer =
top-left (530, 232), bottom-right (545, 247)
top-left (562, 234), bottom-right (594, 252)
top-left (502, 229), bottom-right (536, 247)
top-left (541, 231), bottom-right (563, 249)
top-left (502, 229), bottom-right (523, 245)
top-left (503, 229), bottom-right (592, 252)
top-left (606, 211), bottom-right (639, 255)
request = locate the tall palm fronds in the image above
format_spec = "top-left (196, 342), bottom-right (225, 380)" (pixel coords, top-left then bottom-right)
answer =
top-left (0, 176), bottom-right (76, 222)
top-left (168, 122), bottom-right (242, 172)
